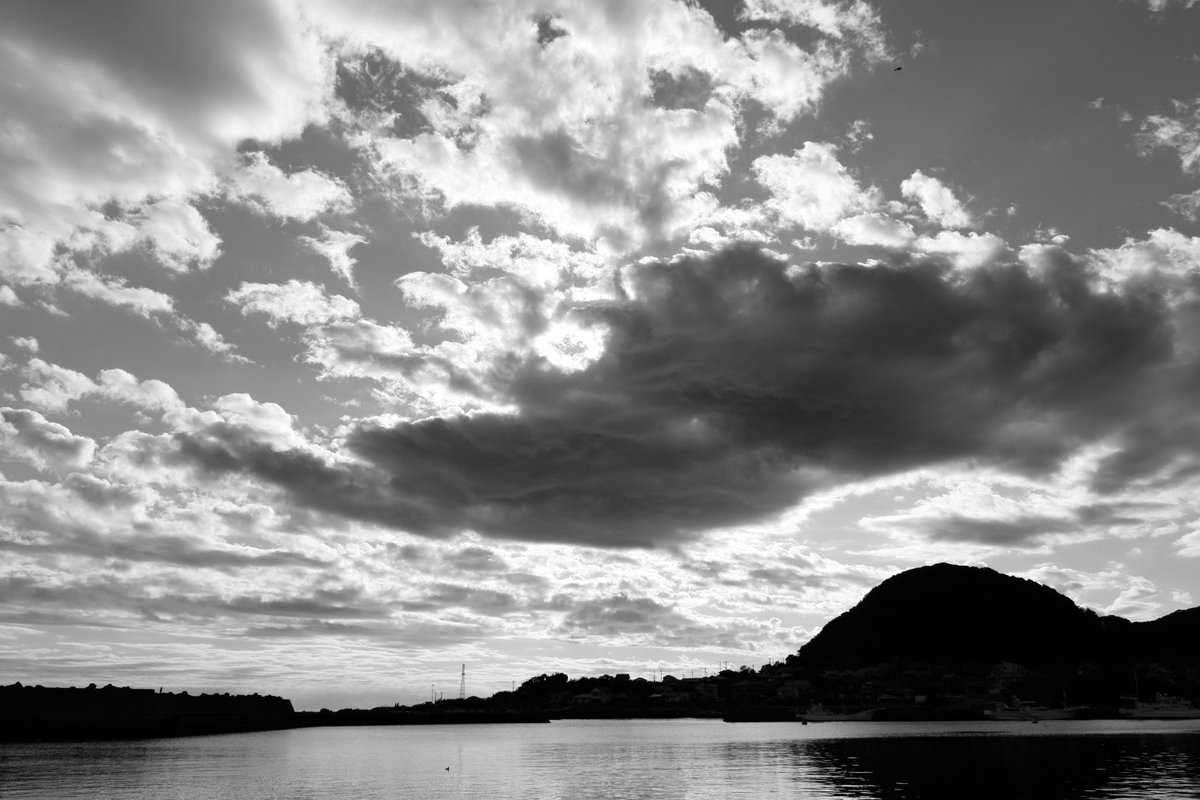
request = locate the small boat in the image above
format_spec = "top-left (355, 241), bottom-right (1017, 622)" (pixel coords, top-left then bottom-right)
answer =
top-left (985, 703), bottom-right (1085, 721)
top-left (1119, 694), bottom-right (1200, 720)
top-left (796, 704), bottom-right (880, 722)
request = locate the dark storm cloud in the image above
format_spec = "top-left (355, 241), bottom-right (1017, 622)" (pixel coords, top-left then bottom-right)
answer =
top-left (925, 515), bottom-right (1076, 547)
top-left (552, 594), bottom-right (753, 649)
top-left (173, 245), bottom-right (1193, 547)
top-left (399, 583), bottom-right (520, 616)
top-left (556, 595), bottom-right (684, 636)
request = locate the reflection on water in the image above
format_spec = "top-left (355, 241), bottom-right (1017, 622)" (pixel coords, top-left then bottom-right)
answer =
top-left (1, 719), bottom-right (1198, 800)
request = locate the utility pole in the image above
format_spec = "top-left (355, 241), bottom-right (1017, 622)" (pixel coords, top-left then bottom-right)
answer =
top-left (459, 664), bottom-right (466, 700)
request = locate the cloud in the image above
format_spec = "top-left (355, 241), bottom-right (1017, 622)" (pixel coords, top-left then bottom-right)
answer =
top-left (0, 286), bottom-right (23, 307)
top-left (170, 243), bottom-right (1196, 547)
top-left (178, 319), bottom-right (250, 363)
top-left (914, 230), bottom-right (1008, 269)
top-left (1164, 188), bottom-right (1200, 220)
top-left (0, 0), bottom-right (329, 280)
top-left (61, 270), bottom-right (176, 318)
top-left (18, 359), bottom-right (98, 414)
top-left (1017, 563), bottom-right (1176, 621)
top-left (900, 169), bottom-right (974, 229)
top-left (0, 407), bottom-right (96, 473)
top-left (1139, 0), bottom-right (1200, 14)
top-left (740, 0), bottom-right (889, 58)
top-left (229, 153), bottom-right (353, 222)
top-left (228, 280), bottom-right (361, 327)
top-left (314, 0), bottom-right (887, 248)
top-left (753, 142), bottom-right (880, 232)
top-left (1177, 530), bottom-right (1200, 557)
top-left (1137, 97), bottom-right (1200, 174)
top-left (832, 213), bottom-right (916, 247)
top-left (299, 227), bottom-right (368, 289)
top-left (133, 199), bottom-right (223, 272)
top-left (17, 359), bottom-right (183, 416)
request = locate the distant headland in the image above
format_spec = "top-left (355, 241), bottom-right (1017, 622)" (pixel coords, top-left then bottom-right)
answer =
top-left (6, 564), bottom-right (1198, 740)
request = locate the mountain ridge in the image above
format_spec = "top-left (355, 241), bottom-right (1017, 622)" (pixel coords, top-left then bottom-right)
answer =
top-left (794, 562), bottom-right (1199, 669)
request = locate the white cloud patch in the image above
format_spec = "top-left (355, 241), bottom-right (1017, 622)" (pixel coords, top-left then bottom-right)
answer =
top-left (0, 285), bottom-right (23, 307)
top-left (1087, 228), bottom-right (1200, 284)
top-left (133, 199), bottom-right (223, 272)
top-left (900, 169), bottom-right (974, 229)
top-left (299, 227), bottom-right (368, 289)
top-left (1140, 0), bottom-right (1200, 14)
top-left (753, 142), bottom-right (880, 232)
top-left (228, 280), bottom-right (362, 328)
top-left (316, 0), bottom-right (887, 249)
top-left (914, 230), bottom-right (1007, 269)
top-left (1165, 188), bottom-right (1200, 219)
top-left (61, 270), bottom-right (175, 318)
top-left (0, 0), bottom-right (330, 281)
top-left (178, 319), bottom-right (249, 363)
top-left (229, 153), bottom-right (353, 222)
top-left (831, 213), bottom-right (915, 247)
top-left (740, 0), bottom-right (889, 57)
top-left (17, 359), bottom-right (183, 417)
top-left (1138, 97), bottom-right (1200, 174)
top-left (1177, 529), bottom-right (1200, 557)
top-left (1017, 564), bottom-right (1177, 621)
top-left (0, 407), bottom-right (96, 474)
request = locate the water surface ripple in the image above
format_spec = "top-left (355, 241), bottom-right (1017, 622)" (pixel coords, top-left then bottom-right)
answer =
top-left (2, 718), bottom-right (1198, 799)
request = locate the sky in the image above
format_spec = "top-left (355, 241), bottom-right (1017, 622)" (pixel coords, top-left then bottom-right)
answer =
top-left (2, 0), bottom-right (1200, 711)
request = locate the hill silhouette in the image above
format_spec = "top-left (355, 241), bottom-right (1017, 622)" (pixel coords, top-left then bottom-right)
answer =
top-left (795, 563), bottom-right (1195, 669)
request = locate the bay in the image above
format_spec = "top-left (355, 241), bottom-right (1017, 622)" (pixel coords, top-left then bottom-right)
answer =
top-left (2, 718), bottom-right (1198, 799)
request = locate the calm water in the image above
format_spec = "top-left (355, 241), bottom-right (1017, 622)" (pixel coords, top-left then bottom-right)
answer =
top-left (2, 719), bottom-right (1199, 799)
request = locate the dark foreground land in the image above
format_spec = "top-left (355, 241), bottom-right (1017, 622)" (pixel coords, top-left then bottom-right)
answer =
top-left (6, 564), bottom-right (1199, 741)
top-left (0, 684), bottom-right (548, 742)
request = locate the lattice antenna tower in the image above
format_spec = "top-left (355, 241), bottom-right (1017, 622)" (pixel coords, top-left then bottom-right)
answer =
top-left (458, 664), bottom-right (466, 700)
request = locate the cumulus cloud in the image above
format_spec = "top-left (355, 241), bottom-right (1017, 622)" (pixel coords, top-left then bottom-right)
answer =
top-left (229, 153), bottom-right (353, 222)
top-left (1087, 228), bottom-right (1200, 286)
top-left (299, 227), bottom-right (368, 289)
top-left (1177, 530), bottom-right (1200, 557)
top-left (0, 286), bottom-right (24, 307)
top-left (900, 169), bottom-right (974, 229)
top-left (61, 270), bottom-right (176, 318)
top-left (832, 213), bottom-right (916, 247)
top-left (740, 0), bottom-right (889, 59)
top-left (18, 359), bottom-right (183, 416)
top-left (312, 0), bottom-right (887, 249)
top-left (228, 280), bottom-right (361, 328)
top-left (753, 142), bottom-right (880, 232)
top-left (168, 242), bottom-right (1199, 547)
top-left (0, 407), bottom-right (96, 473)
top-left (0, 0), bottom-right (330, 280)
top-left (914, 230), bottom-right (1008, 269)
top-left (178, 319), bottom-right (250, 363)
